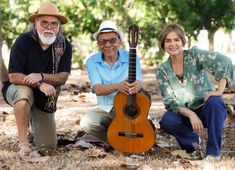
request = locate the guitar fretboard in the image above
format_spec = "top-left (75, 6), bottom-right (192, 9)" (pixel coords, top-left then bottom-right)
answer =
top-left (128, 48), bottom-right (136, 84)
top-left (128, 48), bottom-right (137, 105)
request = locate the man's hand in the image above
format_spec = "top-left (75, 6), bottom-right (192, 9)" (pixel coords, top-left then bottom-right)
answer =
top-left (128, 80), bottom-right (142, 94)
top-left (38, 83), bottom-right (56, 96)
top-left (23, 73), bottom-right (42, 86)
top-left (117, 79), bottom-right (142, 95)
top-left (117, 78), bottom-right (129, 94)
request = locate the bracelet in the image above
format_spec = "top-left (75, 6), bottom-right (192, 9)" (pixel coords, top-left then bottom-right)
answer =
top-left (40, 72), bottom-right (44, 81)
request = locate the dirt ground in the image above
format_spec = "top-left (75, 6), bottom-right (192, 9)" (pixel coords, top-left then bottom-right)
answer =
top-left (0, 68), bottom-right (235, 170)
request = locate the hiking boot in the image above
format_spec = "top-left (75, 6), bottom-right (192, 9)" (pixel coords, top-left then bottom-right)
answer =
top-left (18, 142), bottom-right (31, 157)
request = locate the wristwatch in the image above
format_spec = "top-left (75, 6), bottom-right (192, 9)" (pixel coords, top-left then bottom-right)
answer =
top-left (35, 80), bottom-right (43, 88)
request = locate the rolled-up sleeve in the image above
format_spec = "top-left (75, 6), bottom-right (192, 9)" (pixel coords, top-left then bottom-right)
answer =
top-left (192, 46), bottom-right (233, 87)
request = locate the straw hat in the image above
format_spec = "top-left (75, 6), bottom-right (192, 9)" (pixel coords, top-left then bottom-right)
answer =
top-left (93, 20), bottom-right (124, 40)
top-left (28, 1), bottom-right (68, 24)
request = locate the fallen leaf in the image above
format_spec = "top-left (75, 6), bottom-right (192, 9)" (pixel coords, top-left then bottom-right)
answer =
top-left (171, 150), bottom-right (192, 159)
top-left (85, 147), bottom-right (107, 158)
top-left (25, 156), bottom-right (50, 163)
top-left (75, 117), bottom-right (81, 125)
top-left (120, 156), bottom-right (140, 169)
top-left (227, 104), bottom-right (235, 115)
top-left (73, 140), bottom-right (93, 148)
top-left (79, 134), bottom-right (103, 143)
top-left (157, 140), bottom-right (172, 148)
top-left (137, 164), bottom-right (153, 170)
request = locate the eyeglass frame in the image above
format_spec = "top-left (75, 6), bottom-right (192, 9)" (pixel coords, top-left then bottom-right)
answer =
top-left (97, 36), bottom-right (120, 46)
top-left (37, 19), bottom-right (61, 29)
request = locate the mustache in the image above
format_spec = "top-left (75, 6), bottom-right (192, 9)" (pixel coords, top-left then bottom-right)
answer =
top-left (42, 30), bottom-right (55, 37)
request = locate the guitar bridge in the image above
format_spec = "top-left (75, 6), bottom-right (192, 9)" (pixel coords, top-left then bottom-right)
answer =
top-left (118, 132), bottom-right (143, 138)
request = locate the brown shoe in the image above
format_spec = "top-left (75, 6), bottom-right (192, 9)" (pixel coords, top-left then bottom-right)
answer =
top-left (18, 143), bottom-right (31, 157)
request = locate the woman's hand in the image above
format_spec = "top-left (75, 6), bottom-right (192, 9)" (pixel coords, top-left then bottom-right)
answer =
top-left (204, 77), bottom-right (227, 101)
top-left (204, 91), bottom-right (222, 101)
top-left (188, 112), bottom-right (204, 133)
top-left (179, 107), bottom-right (204, 133)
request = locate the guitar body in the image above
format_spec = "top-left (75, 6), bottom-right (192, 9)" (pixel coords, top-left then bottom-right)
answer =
top-left (107, 90), bottom-right (155, 153)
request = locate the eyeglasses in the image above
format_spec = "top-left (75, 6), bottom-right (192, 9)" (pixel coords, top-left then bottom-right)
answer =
top-left (39, 20), bottom-right (60, 29)
top-left (97, 37), bottom-right (119, 46)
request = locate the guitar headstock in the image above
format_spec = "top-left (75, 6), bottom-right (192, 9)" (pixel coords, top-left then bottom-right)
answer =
top-left (128, 24), bottom-right (139, 48)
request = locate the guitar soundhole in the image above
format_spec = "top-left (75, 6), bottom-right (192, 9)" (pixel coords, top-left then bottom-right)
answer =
top-left (124, 105), bottom-right (139, 119)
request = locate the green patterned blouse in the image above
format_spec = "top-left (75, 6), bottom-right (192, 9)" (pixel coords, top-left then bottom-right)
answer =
top-left (156, 46), bottom-right (233, 113)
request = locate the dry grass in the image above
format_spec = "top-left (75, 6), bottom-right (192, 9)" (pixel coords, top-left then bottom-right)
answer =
top-left (0, 110), bottom-right (235, 170)
top-left (0, 144), bottom-right (235, 169)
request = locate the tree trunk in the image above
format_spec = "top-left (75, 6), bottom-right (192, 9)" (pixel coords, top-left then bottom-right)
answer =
top-left (186, 34), bottom-right (192, 48)
top-left (0, 14), bottom-right (8, 89)
top-left (0, 13), bottom-right (3, 86)
top-left (208, 29), bottom-right (217, 51)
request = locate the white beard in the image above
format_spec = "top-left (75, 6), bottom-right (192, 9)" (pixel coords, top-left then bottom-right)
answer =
top-left (37, 30), bottom-right (56, 45)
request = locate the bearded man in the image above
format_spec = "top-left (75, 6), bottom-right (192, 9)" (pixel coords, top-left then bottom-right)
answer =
top-left (1, 2), bottom-right (72, 156)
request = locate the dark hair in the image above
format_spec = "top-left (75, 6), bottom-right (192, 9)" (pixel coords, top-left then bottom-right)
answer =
top-left (158, 23), bottom-right (186, 51)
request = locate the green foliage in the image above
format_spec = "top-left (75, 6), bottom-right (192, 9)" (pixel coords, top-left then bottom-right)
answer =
top-left (0, 0), bottom-right (32, 47)
top-left (0, 0), bottom-right (234, 68)
top-left (165, 0), bottom-right (235, 49)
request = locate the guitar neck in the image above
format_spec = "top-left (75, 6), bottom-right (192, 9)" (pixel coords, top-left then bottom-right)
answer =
top-left (128, 47), bottom-right (136, 84)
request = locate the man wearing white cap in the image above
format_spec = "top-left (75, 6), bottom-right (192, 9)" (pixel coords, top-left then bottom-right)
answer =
top-left (80, 20), bottom-right (144, 149)
top-left (1, 2), bottom-right (72, 156)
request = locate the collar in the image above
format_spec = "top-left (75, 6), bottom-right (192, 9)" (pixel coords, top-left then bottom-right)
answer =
top-left (94, 48), bottom-right (128, 63)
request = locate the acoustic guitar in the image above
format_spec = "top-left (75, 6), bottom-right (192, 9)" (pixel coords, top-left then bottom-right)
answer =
top-left (107, 25), bottom-right (155, 154)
